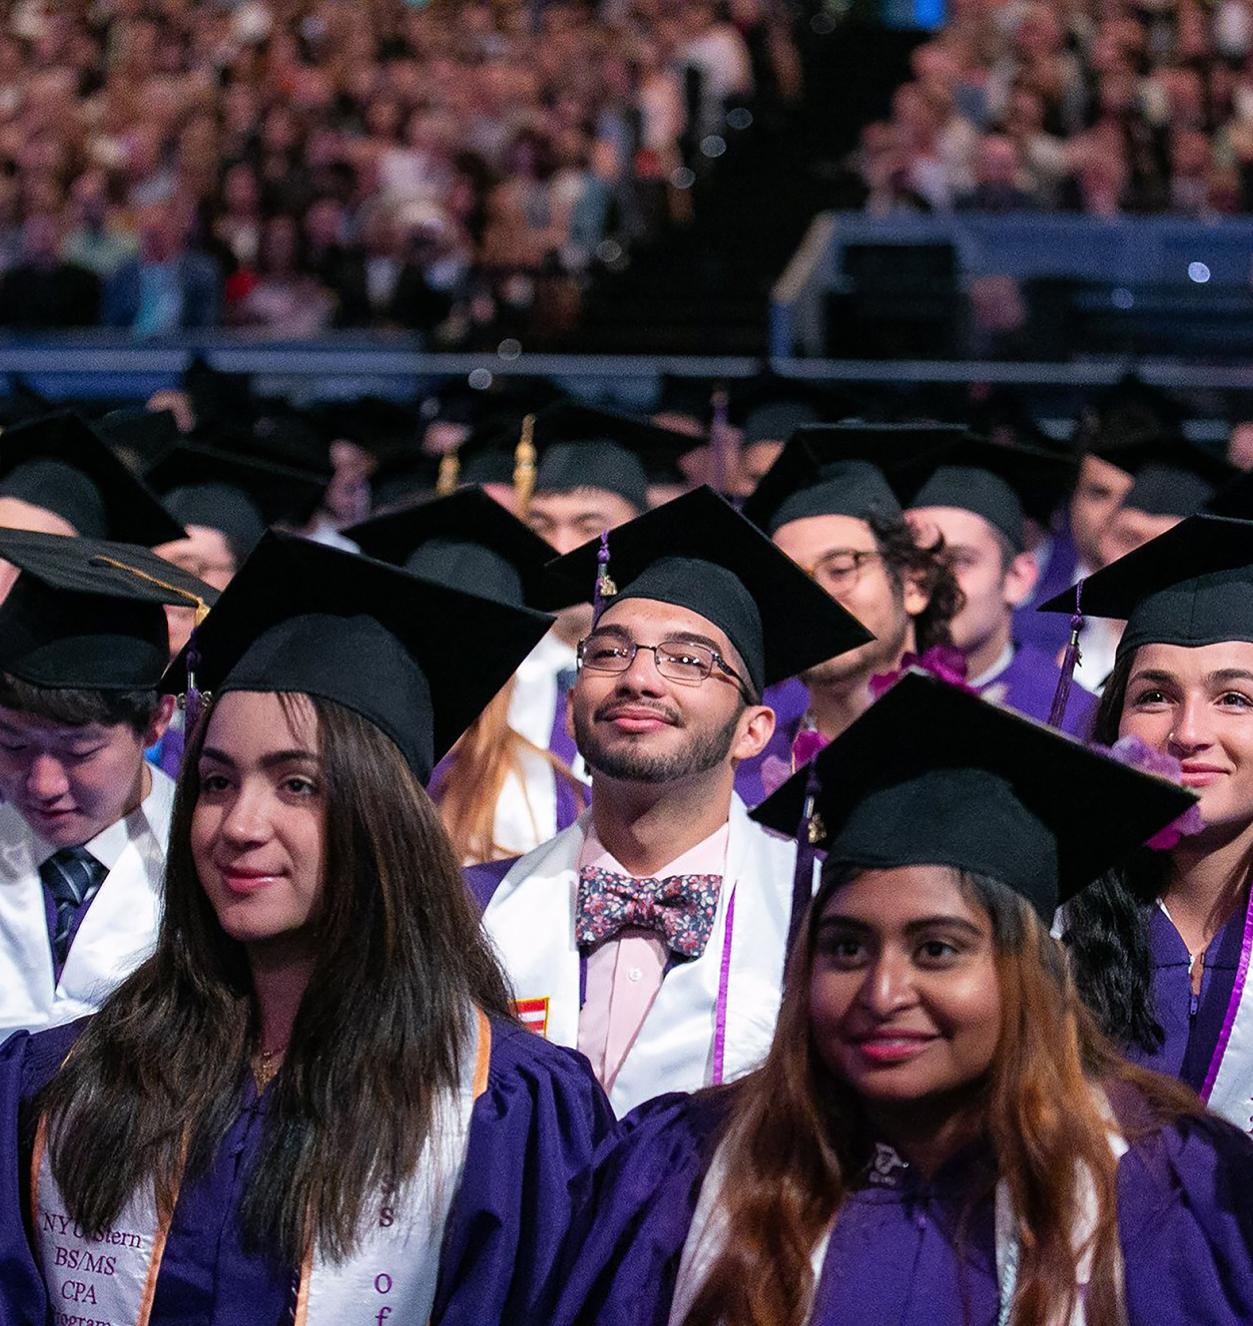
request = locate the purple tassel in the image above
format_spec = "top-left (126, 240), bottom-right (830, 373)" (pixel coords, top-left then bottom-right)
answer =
top-left (593, 529), bottom-right (616, 623)
top-left (787, 760), bottom-right (823, 953)
top-left (1047, 580), bottom-right (1084, 729)
top-left (184, 635), bottom-right (206, 735)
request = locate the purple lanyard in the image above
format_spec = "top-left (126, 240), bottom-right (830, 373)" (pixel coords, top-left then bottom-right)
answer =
top-left (711, 889), bottom-right (737, 1085)
top-left (577, 885), bottom-right (738, 1085)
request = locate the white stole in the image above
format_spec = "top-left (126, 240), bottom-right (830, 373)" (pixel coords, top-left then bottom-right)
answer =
top-left (668, 1094), bottom-right (1129, 1326)
top-left (0, 771), bottom-right (173, 1041)
top-left (482, 795), bottom-right (796, 1115)
top-left (1199, 890), bottom-right (1253, 1132)
top-left (31, 1009), bottom-right (491, 1325)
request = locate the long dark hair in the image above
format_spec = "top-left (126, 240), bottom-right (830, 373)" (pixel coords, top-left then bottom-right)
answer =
top-left (39, 693), bottom-right (513, 1265)
top-left (680, 863), bottom-right (1197, 1326)
top-left (1061, 650), bottom-right (1169, 1054)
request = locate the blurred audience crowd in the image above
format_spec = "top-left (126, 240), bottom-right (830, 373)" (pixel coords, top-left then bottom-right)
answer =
top-left (0, 0), bottom-right (793, 339)
top-left (856, 0), bottom-right (1253, 216)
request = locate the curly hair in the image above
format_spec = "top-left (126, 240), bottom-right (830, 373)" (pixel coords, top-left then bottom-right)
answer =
top-left (870, 509), bottom-right (964, 649)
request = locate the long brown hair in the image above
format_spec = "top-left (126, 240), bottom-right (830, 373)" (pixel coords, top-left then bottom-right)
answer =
top-left (681, 865), bottom-right (1198, 1326)
top-left (39, 693), bottom-right (514, 1265)
top-left (435, 676), bottom-right (586, 863)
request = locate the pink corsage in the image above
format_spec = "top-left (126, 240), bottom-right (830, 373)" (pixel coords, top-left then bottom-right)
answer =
top-left (870, 645), bottom-right (975, 700)
top-left (1096, 735), bottom-right (1206, 851)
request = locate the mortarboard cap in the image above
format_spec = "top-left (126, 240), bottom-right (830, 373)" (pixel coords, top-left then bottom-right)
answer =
top-left (543, 485), bottom-right (873, 695)
top-left (901, 436), bottom-right (1078, 551)
top-left (1039, 513), bottom-right (1253, 660)
top-left (0, 529), bottom-right (217, 690)
top-left (1089, 436), bottom-right (1235, 519)
top-left (345, 486), bottom-right (573, 609)
top-left (146, 444), bottom-right (330, 562)
top-left (161, 532), bottom-right (553, 782)
top-left (457, 402), bottom-right (697, 512)
top-left (743, 422), bottom-right (966, 535)
top-left (729, 375), bottom-right (861, 445)
top-left (94, 408), bottom-right (181, 471)
top-left (751, 671), bottom-right (1196, 920)
top-left (307, 396), bottom-right (421, 461)
top-left (0, 412), bottom-right (186, 546)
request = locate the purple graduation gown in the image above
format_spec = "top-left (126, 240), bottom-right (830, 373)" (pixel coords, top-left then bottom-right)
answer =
top-left (1014, 523), bottom-right (1080, 658)
top-left (977, 641), bottom-right (1097, 738)
top-left (734, 677), bottom-right (808, 808)
top-left (555, 1086), bottom-right (1253, 1326)
top-left (1123, 901), bottom-right (1246, 1093)
top-left (0, 1015), bottom-right (616, 1326)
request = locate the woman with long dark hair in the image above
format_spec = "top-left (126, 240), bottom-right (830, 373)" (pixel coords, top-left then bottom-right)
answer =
top-left (557, 673), bottom-right (1253, 1326)
top-left (1058, 515), bottom-right (1253, 1125)
top-left (0, 531), bottom-right (615, 1325)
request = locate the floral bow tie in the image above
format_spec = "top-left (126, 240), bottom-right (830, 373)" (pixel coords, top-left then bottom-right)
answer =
top-left (575, 865), bottom-right (723, 959)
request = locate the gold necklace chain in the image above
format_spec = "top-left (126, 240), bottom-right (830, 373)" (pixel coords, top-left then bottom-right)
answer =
top-left (250, 1043), bottom-right (287, 1092)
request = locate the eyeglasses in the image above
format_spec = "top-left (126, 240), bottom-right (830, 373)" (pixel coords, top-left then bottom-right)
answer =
top-left (577, 631), bottom-right (753, 698)
top-left (807, 548), bottom-right (883, 598)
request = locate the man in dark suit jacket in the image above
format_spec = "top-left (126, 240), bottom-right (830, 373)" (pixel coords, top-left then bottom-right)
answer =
top-left (0, 214), bottom-right (101, 329)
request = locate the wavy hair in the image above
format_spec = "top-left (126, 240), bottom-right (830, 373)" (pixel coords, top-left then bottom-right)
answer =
top-left (680, 862), bottom-right (1197, 1326)
top-left (872, 509), bottom-right (964, 651)
top-left (1061, 650), bottom-right (1169, 1053)
top-left (39, 693), bottom-right (513, 1264)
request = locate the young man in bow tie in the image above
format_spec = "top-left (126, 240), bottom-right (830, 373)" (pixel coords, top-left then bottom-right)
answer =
top-left (467, 488), bottom-right (870, 1113)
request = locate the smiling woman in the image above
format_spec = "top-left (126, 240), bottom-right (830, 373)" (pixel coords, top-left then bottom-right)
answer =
top-left (0, 532), bottom-right (616, 1326)
top-left (1059, 516), bottom-right (1253, 1121)
top-left (553, 675), bottom-right (1253, 1326)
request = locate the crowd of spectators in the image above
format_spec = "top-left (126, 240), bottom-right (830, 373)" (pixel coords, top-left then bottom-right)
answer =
top-left (855, 0), bottom-right (1253, 216)
top-left (0, 0), bottom-right (790, 340)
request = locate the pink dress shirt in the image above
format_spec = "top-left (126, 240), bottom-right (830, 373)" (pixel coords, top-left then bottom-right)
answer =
top-left (576, 822), bottom-right (730, 1095)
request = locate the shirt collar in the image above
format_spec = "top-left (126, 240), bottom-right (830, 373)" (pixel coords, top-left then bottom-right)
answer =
top-left (37, 764), bottom-right (159, 872)
top-left (578, 819), bottom-right (730, 879)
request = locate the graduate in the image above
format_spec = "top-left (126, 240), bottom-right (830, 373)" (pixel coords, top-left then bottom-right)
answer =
top-left (736, 423), bottom-right (964, 804)
top-left (1054, 516), bottom-right (1253, 1132)
top-left (1014, 426), bottom-right (1233, 668)
top-left (457, 402), bottom-right (698, 815)
top-left (557, 672), bottom-right (1253, 1326)
top-left (0, 531), bottom-right (615, 1326)
top-left (0, 530), bottom-right (217, 1040)
top-left (469, 487), bottom-right (870, 1113)
top-left (0, 410), bottom-right (185, 598)
top-left (347, 486), bottom-right (587, 861)
top-left (900, 434), bottom-right (1096, 734)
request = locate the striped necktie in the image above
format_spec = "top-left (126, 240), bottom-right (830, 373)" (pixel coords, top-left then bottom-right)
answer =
top-left (39, 847), bottom-right (107, 967)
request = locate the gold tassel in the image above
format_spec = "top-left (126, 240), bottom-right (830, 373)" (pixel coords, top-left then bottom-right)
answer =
top-left (436, 450), bottom-right (460, 496)
top-left (91, 554), bottom-right (211, 624)
top-left (513, 414), bottom-right (537, 518)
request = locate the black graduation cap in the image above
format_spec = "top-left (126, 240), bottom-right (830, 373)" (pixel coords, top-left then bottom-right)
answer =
top-left (900, 436), bottom-right (1078, 551)
top-left (1072, 372), bottom-right (1187, 455)
top-left (751, 671), bottom-right (1196, 920)
top-left (1092, 436), bottom-right (1236, 519)
top-left (0, 412), bottom-right (186, 546)
top-left (457, 402), bottom-right (697, 511)
top-left (344, 486), bottom-right (573, 609)
top-left (367, 446), bottom-right (442, 512)
top-left (145, 444), bottom-right (330, 562)
top-left (742, 422), bottom-right (967, 535)
top-left (161, 531), bottom-right (553, 783)
top-left (94, 408), bottom-right (182, 471)
top-left (543, 485), bottom-right (873, 695)
top-left (182, 355), bottom-right (257, 433)
top-left (1039, 513), bottom-right (1253, 660)
top-left (0, 529), bottom-right (218, 689)
top-left (729, 375), bottom-right (861, 445)
top-left (307, 396), bottom-right (422, 460)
